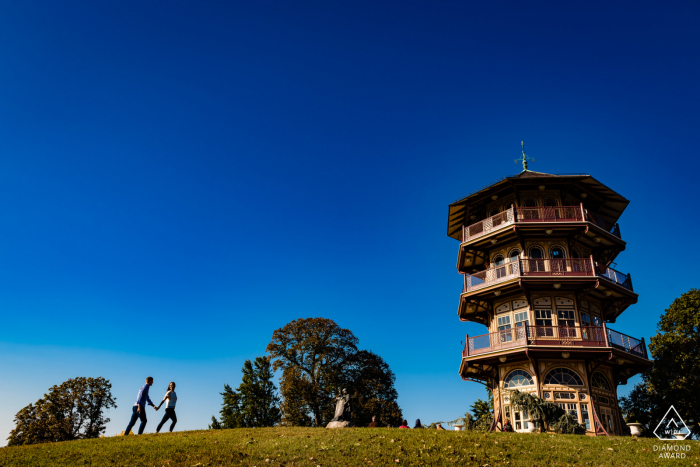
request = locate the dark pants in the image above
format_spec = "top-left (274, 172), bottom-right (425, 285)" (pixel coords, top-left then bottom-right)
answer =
top-left (156, 408), bottom-right (177, 432)
top-left (125, 405), bottom-right (147, 435)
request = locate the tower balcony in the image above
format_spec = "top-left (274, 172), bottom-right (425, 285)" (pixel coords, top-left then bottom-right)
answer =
top-left (461, 258), bottom-right (633, 294)
top-left (462, 325), bottom-right (648, 360)
top-left (461, 205), bottom-right (621, 244)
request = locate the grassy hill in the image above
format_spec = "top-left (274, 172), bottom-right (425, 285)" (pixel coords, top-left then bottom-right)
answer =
top-left (0, 427), bottom-right (696, 466)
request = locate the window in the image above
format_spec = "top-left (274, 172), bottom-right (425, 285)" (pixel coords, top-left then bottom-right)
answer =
top-left (514, 410), bottom-right (530, 431)
top-left (535, 309), bottom-right (552, 326)
top-left (514, 311), bottom-right (529, 327)
top-left (498, 315), bottom-right (512, 342)
top-left (504, 370), bottom-right (534, 388)
top-left (580, 313), bottom-right (591, 326)
top-left (489, 207), bottom-right (501, 217)
top-left (592, 372), bottom-right (612, 392)
top-left (571, 249), bottom-right (581, 258)
top-left (523, 198), bottom-right (538, 207)
top-left (508, 249), bottom-right (521, 262)
top-left (581, 404), bottom-right (590, 430)
top-left (544, 197), bottom-right (559, 207)
top-left (508, 249), bottom-right (521, 275)
top-left (529, 247), bottom-right (543, 259)
top-left (492, 254), bottom-right (506, 279)
top-left (550, 247), bottom-right (565, 259)
top-left (557, 309), bottom-right (575, 326)
top-left (543, 368), bottom-right (584, 386)
top-left (592, 316), bottom-right (602, 326)
top-left (554, 392), bottom-right (576, 400)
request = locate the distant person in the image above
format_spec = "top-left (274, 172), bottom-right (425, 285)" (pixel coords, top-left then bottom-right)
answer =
top-left (368, 415), bottom-right (379, 427)
top-left (414, 419), bottom-right (423, 429)
top-left (399, 420), bottom-right (409, 429)
top-left (125, 377), bottom-right (157, 435)
top-left (436, 423), bottom-right (446, 430)
top-left (155, 381), bottom-right (178, 433)
top-left (503, 419), bottom-right (513, 432)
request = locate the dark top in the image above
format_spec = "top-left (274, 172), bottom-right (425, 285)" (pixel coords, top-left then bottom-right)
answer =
top-left (368, 421), bottom-right (379, 427)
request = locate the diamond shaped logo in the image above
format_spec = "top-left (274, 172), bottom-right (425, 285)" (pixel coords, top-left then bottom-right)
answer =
top-left (654, 405), bottom-right (690, 440)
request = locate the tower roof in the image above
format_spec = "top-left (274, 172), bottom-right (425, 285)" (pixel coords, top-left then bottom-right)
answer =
top-left (447, 171), bottom-right (630, 240)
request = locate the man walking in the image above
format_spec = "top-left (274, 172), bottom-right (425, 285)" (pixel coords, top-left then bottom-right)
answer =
top-left (125, 376), bottom-right (157, 435)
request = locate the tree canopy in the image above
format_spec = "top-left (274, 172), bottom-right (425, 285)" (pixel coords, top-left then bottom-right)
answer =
top-left (7, 377), bottom-right (116, 446)
top-left (210, 356), bottom-right (281, 429)
top-left (267, 318), bottom-right (402, 427)
top-left (620, 288), bottom-right (699, 437)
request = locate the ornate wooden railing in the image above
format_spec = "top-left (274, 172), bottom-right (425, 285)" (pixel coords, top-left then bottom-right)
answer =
top-left (520, 258), bottom-right (595, 277)
top-left (598, 266), bottom-right (633, 291)
top-left (463, 325), bottom-right (647, 359)
top-left (516, 206), bottom-right (584, 222)
top-left (463, 259), bottom-right (521, 292)
top-left (462, 258), bottom-right (633, 293)
top-left (462, 207), bottom-right (515, 242)
top-left (607, 328), bottom-right (647, 358)
top-left (460, 204), bottom-right (622, 243)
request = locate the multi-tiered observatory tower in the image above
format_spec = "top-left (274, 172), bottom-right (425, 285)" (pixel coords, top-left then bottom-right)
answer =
top-left (447, 147), bottom-right (651, 435)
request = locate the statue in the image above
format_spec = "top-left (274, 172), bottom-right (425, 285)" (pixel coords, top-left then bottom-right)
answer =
top-left (331, 389), bottom-right (351, 422)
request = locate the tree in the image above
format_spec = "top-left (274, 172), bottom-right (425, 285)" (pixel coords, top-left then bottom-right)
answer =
top-left (7, 377), bottom-right (116, 446)
top-left (509, 390), bottom-right (585, 434)
top-left (267, 318), bottom-right (402, 427)
top-left (619, 288), bottom-right (700, 438)
top-left (470, 387), bottom-right (494, 429)
top-left (267, 318), bottom-right (358, 427)
top-left (344, 350), bottom-right (403, 427)
top-left (210, 356), bottom-right (281, 429)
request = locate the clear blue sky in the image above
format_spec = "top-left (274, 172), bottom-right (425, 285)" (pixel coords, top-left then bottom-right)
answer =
top-left (1, 0), bottom-right (699, 443)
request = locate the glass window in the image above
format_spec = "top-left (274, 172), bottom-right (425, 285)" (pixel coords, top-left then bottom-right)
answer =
top-left (580, 313), bottom-right (591, 326)
top-left (514, 311), bottom-right (529, 327)
top-left (592, 372), bottom-right (612, 391)
top-left (581, 404), bottom-right (590, 430)
top-left (543, 368), bottom-right (584, 386)
top-left (550, 247), bottom-right (565, 259)
top-left (557, 309), bottom-right (575, 326)
top-left (498, 315), bottom-right (512, 342)
top-left (571, 249), bottom-right (581, 258)
top-left (504, 370), bottom-right (534, 388)
top-left (592, 316), bottom-right (602, 326)
top-left (508, 249), bottom-right (521, 262)
top-left (492, 255), bottom-right (505, 266)
top-left (535, 309), bottom-right (552, 326)
top-left (529, 247), bottom-right (543, 259)
top-left (523, 198), bottom-right (538, 207)
top-left (490, 208), bottom-right (500, 217)
top-left (544, 198), bottom-right (558, 207)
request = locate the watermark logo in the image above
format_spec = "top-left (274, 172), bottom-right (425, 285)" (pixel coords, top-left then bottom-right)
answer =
top-left (654, 405), bottom-right (690, 441)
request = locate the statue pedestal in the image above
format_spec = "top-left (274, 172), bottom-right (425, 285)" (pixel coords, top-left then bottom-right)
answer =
top-left (326, 421), bottom-right (356, 429)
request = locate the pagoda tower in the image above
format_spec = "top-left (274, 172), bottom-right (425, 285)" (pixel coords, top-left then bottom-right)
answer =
top-left (447, 146), bottom-right (651, 435)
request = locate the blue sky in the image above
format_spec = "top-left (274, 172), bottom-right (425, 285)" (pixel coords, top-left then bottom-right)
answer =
top-left (1, 0), bottom-right (699, 443)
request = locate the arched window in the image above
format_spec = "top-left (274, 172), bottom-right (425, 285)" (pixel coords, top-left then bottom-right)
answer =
top-left (489, 207), bottom-right (501, 217)
top-left (529, 247), bottom-right (543, 259)
top-left (592, 372), bottom-right (612, 391)
top-left (504, 370), bottom-right (534, 388)
top-left (543, 368), bottom-right (584, 386)
top-left (508, 249), bottom-right (521, 262)
top-left (571, 249), bottom-right (581, 258)
top-left (523, 198), bottom-right (538, 207)
top-left (492, 254), bottom-right (506, 278)
top-left (544, 197), bottom-right (559, 207)
top-left (550, 246), bottom-right (566, 259)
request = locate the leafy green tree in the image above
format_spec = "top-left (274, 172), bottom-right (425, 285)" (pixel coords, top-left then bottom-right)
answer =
top-left (210, 356), bottom-right (281, 429)
top-left (345, 350), bottom-right (403, 427)
top-left (7, 377), bottom-right (116, 446)
top-left (267, 318), bottom-right (358, 427)
top-left (267, 318), bottom-right (402, 427)
top-left (620, 288), bottom-right (700, 438)
top-left (470, 387), bottom-right (494, 428)
top-left (509, 390), bottom-right (585, 434)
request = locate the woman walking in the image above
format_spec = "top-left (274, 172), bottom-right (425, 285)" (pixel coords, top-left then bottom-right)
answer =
top-left (155, 382), bottom-right (178, 433)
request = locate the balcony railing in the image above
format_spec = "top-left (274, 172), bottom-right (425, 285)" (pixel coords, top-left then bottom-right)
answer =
top-left (598, 266), bottom-right (633, 291)
top-left (461, 205), bottom-right (622, 242)
top-left (463, 325), bottom-right (647, 359)
top-left (462, 257), bottom-right (633, 293)
top-left (607, 328), bottom-right (647, 358)
top-left (462, 207), bottom-right (515, 242)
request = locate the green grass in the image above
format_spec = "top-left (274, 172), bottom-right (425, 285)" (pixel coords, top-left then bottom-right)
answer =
top-left (0, 427), bottom-right (697, 467)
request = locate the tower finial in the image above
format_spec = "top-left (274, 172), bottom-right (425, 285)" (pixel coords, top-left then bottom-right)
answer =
top-left (515, 141), bottom-right (535, 171)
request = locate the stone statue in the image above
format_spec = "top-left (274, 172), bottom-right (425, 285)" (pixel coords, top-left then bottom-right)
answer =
top-left (331, 389), bottom-right (351, 422)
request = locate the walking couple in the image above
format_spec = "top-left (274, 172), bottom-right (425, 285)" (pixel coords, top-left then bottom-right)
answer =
top-left (124, 376), bottom-right (178, 435)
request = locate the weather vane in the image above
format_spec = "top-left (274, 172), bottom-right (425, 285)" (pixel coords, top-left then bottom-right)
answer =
top-left (515, 141), bottom-right (534, 171)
